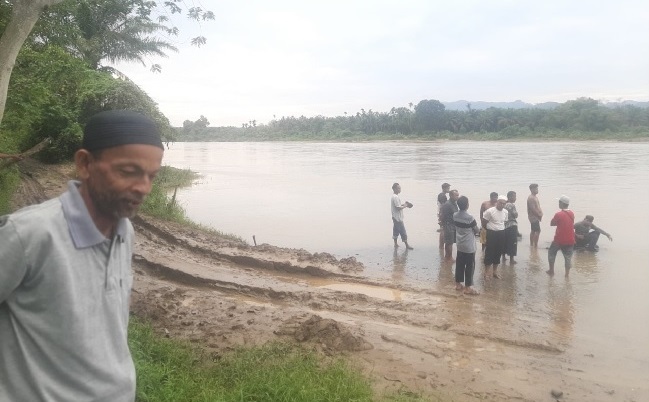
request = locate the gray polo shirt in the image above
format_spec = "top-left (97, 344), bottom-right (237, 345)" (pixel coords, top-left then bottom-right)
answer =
top-left (0, 181), bottom-right (136, 402)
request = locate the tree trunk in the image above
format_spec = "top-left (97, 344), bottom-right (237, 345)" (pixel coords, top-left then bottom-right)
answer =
top-left (0, 0), bottom-right (64, 126)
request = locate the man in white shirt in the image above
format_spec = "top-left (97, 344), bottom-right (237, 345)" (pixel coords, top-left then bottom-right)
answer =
top-left (482, 195), bottom-right (508, 279)
top-left (391, 182), bottom-right (413, 250)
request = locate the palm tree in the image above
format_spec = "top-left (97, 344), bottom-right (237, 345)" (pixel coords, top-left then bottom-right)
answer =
top-left (33, 0), bottom-right (216, 70)
top-left (71, 0), bottom-right (179, 70)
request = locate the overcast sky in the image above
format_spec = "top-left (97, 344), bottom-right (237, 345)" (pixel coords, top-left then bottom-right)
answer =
top-left (115, 0), bottom-right (649, 127)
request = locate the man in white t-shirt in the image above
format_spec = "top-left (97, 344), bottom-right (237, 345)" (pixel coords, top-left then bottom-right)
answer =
top-left (391, 182), bottom-right (413, 250)
top-left (483, 195), bottom-right (508, 279)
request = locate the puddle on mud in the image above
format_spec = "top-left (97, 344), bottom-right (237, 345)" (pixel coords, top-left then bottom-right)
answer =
top-left (319, 283), bottom-right (403, 301)
top-left (316, 282), bottom-right (442, 306)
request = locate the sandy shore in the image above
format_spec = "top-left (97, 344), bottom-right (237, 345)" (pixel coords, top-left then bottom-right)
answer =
top-left (11, 159), bottom-right (638, 402)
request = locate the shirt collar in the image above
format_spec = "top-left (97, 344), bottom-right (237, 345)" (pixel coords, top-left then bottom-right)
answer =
top-left (60, 180), bottom-right (128, 248)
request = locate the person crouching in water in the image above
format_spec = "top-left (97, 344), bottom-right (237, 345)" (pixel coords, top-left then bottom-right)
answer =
top-left (453, 196), bottom-right (480, 295)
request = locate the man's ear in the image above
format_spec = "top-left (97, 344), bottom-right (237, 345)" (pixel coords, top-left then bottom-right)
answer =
top-left (75, 149), bottom-right (92, 180)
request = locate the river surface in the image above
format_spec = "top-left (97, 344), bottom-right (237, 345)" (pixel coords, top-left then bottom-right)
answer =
top-left (163, 141), bottom-right (649, 396)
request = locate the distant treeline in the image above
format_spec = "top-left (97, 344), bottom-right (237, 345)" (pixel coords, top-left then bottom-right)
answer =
top-left (177, 98), bottom-right (649, 141)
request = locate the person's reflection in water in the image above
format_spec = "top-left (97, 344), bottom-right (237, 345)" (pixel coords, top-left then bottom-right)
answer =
top-left (392, 248), bottom-right (409, 282)
top-left (528, 247), bottom-right (542, 272)
top-left (573, 249), bottom-right (600, 281)
top-left (546, 281), bottom-right (575, 345)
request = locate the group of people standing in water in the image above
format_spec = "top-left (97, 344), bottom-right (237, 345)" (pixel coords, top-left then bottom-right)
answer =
top-left (390, 182), bottom-right (612, 296)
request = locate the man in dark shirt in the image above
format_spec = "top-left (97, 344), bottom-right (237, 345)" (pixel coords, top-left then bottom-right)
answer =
top-left (440, 189), bottom-right (459, 261)
top-left (574, 215), bottom-right (612, 251)
top-left (437, 183), bottom-right (450, 248)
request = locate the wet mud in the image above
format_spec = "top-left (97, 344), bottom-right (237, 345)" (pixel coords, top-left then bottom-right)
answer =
top-left (12, 160), bottom-right (644, 402)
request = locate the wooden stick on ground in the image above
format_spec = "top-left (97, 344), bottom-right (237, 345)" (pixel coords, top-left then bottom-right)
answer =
top-left (0, 138), bottom-right (51, 170)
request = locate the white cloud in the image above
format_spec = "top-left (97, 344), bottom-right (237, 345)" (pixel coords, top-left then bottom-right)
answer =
top-left (116, 0), bottom-right (649, 126)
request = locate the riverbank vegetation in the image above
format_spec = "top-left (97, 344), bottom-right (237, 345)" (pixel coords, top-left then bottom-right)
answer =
top-left (129, 318), bottom-right (426, 402)
top-left (139, 166), bottom-right (244, 242)
top-left (178, 98), bottom-right (649, 141)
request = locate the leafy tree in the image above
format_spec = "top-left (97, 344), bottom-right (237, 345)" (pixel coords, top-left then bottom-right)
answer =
top-left (0, 0), bottom-right (65, 125)
top-left (414, 99), bottom-right (446, 131)
top-left (2, 44), bottom-right (173, 162)
top-left (0, 0), bottom-right (214, 130)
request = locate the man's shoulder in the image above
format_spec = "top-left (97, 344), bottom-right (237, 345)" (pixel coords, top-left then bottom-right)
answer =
top-left (7, 198), bottom-right (62, 225)
top-left (1, 198), bottom-right (64, 244)
top-left (454, 210), bottom-right (474, 220)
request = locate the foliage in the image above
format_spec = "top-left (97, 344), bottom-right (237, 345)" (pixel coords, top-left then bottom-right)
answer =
top-left (30, 0), bottom-right (214, 71)
top-left (0, 45), bottom-right (174, 162)
top-left (129, 318), bottom-right (429, 402)
top-left (0, 167), bottom-right (20, 215)
top-left (177, 98), bottom-right (649, 142)
top-left (138, 166), bottom-right (243, 242)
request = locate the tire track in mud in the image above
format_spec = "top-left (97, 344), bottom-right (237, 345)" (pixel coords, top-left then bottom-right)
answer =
top-left (133, 215), bottom-right (364, 277)
top-left (133, 242), bottom-right (564, 355)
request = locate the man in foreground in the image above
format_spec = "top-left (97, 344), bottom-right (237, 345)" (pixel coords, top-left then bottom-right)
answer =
top-left (574, 215), bottom-right (612, 251)
top-left (453, 196), bottom-right (480, 295)
top-left (0, 110), bottom-right (164, 401)
top-left (391, 182), bottom-right (414, 250)
top-left (547, 195), bottom-right (575, 277)
top-left (527, 183), bottom-right (543, 247)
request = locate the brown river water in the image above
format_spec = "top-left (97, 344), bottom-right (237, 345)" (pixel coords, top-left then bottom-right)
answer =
top-left (164, 141), bottom-right (649, 398)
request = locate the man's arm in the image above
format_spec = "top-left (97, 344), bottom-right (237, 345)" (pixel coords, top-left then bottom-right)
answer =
top-left (480, 202), bottom-right (488, 227)
top-left (0, 219), bottom-right (28, 304)
top-left (440, 203), bottom-right (449, 222)
top-left (592, 223), bottom-right (612, 240)
top-left (471, 219), bottom-right (480, 235)
top-left (392, 196), bottom-right (406, 210)
top-left (550, 213), bottom-right (558, 227)
top-left (482, 208), bottom-right (492, 225)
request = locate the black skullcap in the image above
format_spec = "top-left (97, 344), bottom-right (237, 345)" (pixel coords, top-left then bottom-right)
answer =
top-left (82, 110), bottom-right (164, 152)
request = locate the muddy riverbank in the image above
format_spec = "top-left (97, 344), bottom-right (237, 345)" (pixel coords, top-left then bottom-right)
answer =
top-left (10, 159), bottom-right (646, 402)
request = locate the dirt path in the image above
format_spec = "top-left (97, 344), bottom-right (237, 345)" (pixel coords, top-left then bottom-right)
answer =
top-left (11, 160), bottom-right (625, 402)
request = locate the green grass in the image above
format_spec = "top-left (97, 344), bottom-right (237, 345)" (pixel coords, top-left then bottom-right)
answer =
top-left (0, 168), bottom-right (20, 215)
top-left (140, 166), bottom-right (244, 242)
top-left (129, 319), bottom-right (429, 402)
top-left (155, 165), bottom-right (200, 189)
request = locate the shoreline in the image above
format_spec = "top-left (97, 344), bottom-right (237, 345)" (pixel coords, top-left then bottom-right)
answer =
top-left (10, 159), bottom-right (647, 402)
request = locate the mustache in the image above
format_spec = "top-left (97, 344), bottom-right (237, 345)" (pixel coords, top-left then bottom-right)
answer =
top-left (122, 193), bottom-right (144, 204)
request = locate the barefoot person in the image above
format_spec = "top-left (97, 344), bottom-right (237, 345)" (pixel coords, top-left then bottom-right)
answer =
top-left (574, 215), bottom-right (612, 251)
top-left (391, 182), bottom-right (413, 250)
top-left (547, 195), bottom-right (575, 277)
top-left (437, 182), bottom-right (451, 248)
top-left (527, 183), bottom-right (543, 247)
top-left (479, 192), bottom-right (498, 251)
top-left (483, 195), bottom-right (508, 279)
top-left (440, 189), bottom-right (460, 261)
top-left (0, 110), bottom-right (164, 401)
top-left (503, 190), bottom-right (519, 264)
top-left (453, 196), bottom-right (480, 295)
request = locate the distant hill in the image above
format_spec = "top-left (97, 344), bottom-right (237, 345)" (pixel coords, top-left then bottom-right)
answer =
top-left (442, 100), bottom-right (649, 111)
